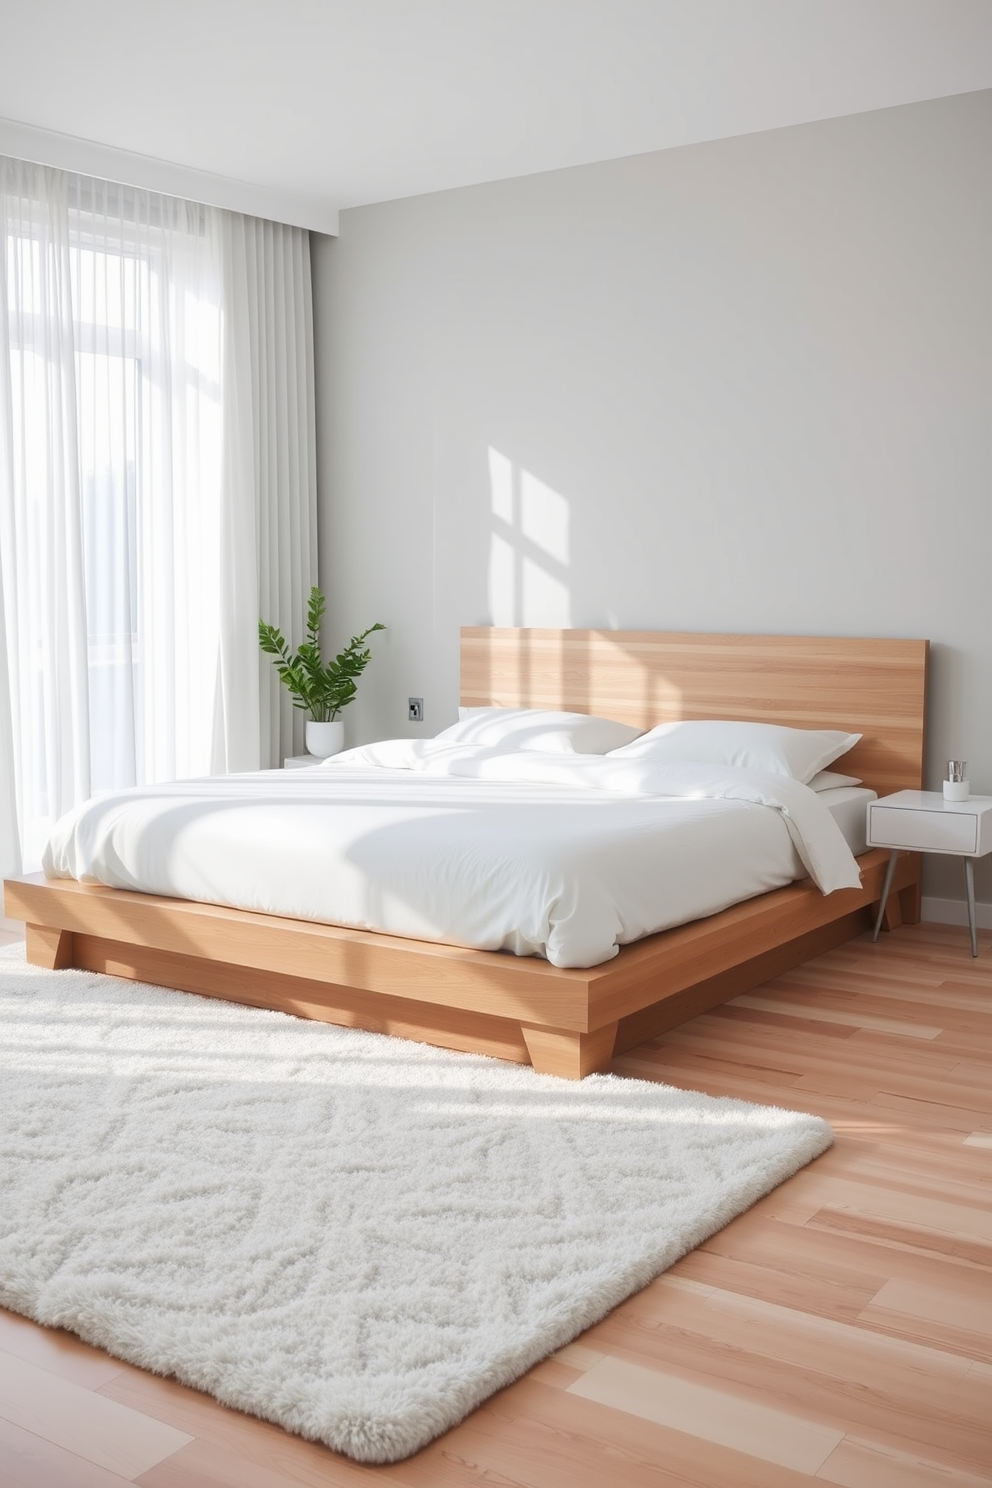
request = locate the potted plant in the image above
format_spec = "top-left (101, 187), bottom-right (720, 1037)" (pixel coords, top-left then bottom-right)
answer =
top-left (259, 588), bottom-right (385, 758)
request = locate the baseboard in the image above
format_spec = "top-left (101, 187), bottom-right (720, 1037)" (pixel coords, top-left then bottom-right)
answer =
top-left (0, 915), bottom-right (24, 935)
top-left (922, 896), bottom-right (992, 930)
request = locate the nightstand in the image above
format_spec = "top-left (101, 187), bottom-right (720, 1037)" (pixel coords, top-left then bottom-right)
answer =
top-left (868, 790), bottom-right (992, 957)
top-left (283, 754), bottom-right (322, 769)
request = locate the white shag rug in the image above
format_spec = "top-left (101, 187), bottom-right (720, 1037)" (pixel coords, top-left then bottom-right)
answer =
top-left (0, 945), bottom-right (832, 1463)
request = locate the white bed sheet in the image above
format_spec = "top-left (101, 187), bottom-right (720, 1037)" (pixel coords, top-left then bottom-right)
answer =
top-left (819, 786), bottom-right (876, 856)
top-left (43, 752), bottom-right (864, 969)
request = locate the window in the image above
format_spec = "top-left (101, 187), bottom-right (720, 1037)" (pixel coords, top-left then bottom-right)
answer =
top-left (1, 159), bottom-right (316, 876)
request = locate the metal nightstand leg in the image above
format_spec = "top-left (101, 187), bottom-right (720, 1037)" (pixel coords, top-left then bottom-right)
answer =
top-left (964, 858), bottom-right (979, 958)
top-left (872, 850), bottom-right (900, 944)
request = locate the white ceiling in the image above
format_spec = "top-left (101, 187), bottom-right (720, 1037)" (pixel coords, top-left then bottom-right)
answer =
top-left (1, 0), bottom-right (990, 233)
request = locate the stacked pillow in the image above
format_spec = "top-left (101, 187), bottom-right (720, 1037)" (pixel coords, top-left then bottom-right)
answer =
top-left (437, 709), bottom-right (861, 783)
top-left (606, 719), bottom-right (861, 784)
top-left (437, 707), bottom-right (643, 754)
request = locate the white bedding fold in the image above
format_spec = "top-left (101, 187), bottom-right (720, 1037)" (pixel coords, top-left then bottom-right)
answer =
top-left (327, 741), bottom-right (862, 895)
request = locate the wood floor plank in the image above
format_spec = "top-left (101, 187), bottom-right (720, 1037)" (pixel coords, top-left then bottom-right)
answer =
top-left (869, 1091), bottom-right (992, 1131)
top-left (709, 1002), bottom-right (863, 1039)
top-left (663, 1019), bottom-right (965, 1080)
top-left (806, 1209), bottom-right (992, 1270)
top-left (579, 1316), bottom-right (992, 1474)
top-left (0, 1417), bottom-right (137, 1488)
top-left (931, 1032), bottom-right (992, 1060)
top-left (136, 1435), bottom-right (397, 1488)
top-left (613, 1051), bottom-right (806, 1093)
top-left (99, 1368), bottom-right (414, 1487)
top-left (609, 1058), bottom-right (808, 1105)
top-left (860, 1074), bottom-right (992, 1115)
top-left (686, 1215), bottom-right (892, 1290)
top-left (759, 1174), bottom-right (992, 1246)
top-left (0, 1350), bottom-right (192, 1478)
top-left (830, 988), bottom-right (990, 1022)
top-left (772, 977), bottom-right (989, 1017)
top-left (615, 1040), bottom-right (806, 1085)
top-left (952, 1060), bottom-right (992, 1082)
top-left (692, 1208), bottom-right (992, 1299)
top-left (673, 1247), bottom-right (880, 1322)
top-left (791, 1070), bottom-right (898, 1101)
top-left (472, 1376), bottom-right (824, 1488)
top-left (388, 1396), bottom-right (703, 1488)
top-left (729, 994), bottom-right (944, 1039)
top-left (858, 1277), bottom-right (992, 1364)
top-left (525, 1357), bottom-right (584, 1388)
top-left (551, 1342), bottom-right (605, 1371)
top-left (816, 1435), bottom-right (992, 1488)
top-left (0, 1308), bottom-right (127, 1390)
top-left (638, 1040), bottom-right (965, 1102)
top-left (830, 1139), bottom-right (992, 1197)
top-left (567, 1355), bottom-right (845, 1472)
top-left (642, 1275), bottom-right (982, 1384)
top-left (770, 977), bottom-right (992, 1022)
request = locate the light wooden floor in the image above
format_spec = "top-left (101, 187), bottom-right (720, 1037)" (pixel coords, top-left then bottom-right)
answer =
top-left (1, 920), bottom-right (990, 1487)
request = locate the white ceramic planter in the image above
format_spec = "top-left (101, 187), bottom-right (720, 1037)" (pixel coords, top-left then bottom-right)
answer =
top-left (305, 719), bottom-right (345, 759)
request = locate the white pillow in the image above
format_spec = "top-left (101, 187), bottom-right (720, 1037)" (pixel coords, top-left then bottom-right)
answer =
top-left (607, 720), bottom-right (861, 783)
top-left (807, 768), bottom-right (863, 791)
top-left (436, 707), bottom-right (643, 755)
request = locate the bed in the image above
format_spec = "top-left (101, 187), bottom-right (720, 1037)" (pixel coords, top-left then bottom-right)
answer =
top-left (3, 628), bottom-right (929, 1078)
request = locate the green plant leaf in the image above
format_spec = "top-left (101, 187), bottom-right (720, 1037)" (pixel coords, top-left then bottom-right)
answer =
top-left (259, 592), bottom-right (385, 722)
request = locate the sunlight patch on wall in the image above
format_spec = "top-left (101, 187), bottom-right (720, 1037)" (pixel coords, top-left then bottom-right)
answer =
top-left (487, 447), bottom-right (571, 626)
top-left (520, 470), bottom-right (569, 567)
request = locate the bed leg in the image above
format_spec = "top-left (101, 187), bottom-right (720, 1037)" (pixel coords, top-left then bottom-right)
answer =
top-left (521, 1022), bottom-right (618, 1080)
top-left (898, 878), bottom-right (923, 926)
top-left (881, 894), bottom-right (903, 932)
top-left (25, 924), bottom-right (75, 970)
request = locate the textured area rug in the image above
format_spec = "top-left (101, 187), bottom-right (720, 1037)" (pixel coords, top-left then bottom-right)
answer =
top-left (0, 945), bottom-right (832, 1462)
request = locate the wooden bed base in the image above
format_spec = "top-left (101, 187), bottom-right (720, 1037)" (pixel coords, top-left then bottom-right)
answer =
top-left (4, 629), bottom-right (929, 1079)
top-left (6, 852), bottom-right (921, 1078)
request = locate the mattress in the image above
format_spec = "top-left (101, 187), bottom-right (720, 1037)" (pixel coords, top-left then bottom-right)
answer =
top-left (43, 750), bottom-right (864, 970)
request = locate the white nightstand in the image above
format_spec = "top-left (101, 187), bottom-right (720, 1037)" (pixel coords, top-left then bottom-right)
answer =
top-left (283, 754), bottom-right (322, 769)
top-left (868, 790), bottom-right (992, 957)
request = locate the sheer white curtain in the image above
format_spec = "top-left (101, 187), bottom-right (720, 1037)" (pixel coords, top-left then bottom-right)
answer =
top-left (0, 517), bottom-right (21, 888)
top-left (0, 157), bottom-right (315, 876)
top-left (222, 214), bottom-right (318, 772)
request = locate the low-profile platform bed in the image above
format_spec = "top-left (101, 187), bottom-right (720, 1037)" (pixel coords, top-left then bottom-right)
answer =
top-left (4, 629), bottom-right (928, 1078)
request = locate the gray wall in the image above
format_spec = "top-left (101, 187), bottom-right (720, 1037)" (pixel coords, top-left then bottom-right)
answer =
top-left (312, 88), bottom-right (992, 912)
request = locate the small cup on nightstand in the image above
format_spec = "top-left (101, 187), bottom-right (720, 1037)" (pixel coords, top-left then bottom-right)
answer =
top-left (943, 760), bottom-right (970, 802)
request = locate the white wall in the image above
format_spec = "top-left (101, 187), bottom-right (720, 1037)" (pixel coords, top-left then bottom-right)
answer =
top-left (312, 88), bottom-right (992, 909)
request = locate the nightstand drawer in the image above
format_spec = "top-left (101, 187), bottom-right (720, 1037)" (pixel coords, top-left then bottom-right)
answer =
top-left (869, 805), bottom-right (977, 854)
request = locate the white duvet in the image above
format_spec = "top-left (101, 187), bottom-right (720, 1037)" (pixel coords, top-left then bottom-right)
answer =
top-left (43, 743), bottom-right (863, 969)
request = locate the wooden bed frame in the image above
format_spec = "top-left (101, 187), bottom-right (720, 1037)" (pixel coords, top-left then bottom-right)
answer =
top-left (4, 629), bottom-right (929, 1079)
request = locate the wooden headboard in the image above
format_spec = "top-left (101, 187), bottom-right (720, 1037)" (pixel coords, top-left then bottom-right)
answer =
top-left (461, 628), bottom-right (929, 799)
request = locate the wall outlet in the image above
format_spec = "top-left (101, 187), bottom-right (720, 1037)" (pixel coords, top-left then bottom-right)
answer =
top-left (408, 697), bottom-right (424, 722)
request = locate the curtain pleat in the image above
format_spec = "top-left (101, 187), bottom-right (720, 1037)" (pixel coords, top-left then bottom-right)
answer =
top-left (0, 159), bottom-right (91, 870)
top-left (0, 157), bottom-right (317, 872)
top-left (228, 214), bottom-right (317, 769)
